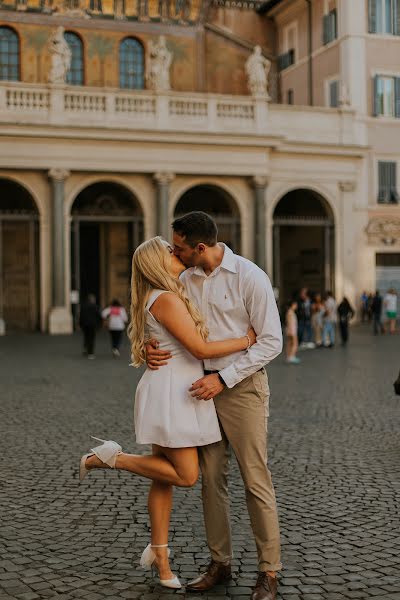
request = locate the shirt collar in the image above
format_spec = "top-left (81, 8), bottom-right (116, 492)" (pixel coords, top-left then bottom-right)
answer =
top-left (192, 243), bottom-right (237, 277)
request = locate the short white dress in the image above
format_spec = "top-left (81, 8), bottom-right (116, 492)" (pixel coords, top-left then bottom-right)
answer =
top-left (134, 289), bottom-right (222, 448)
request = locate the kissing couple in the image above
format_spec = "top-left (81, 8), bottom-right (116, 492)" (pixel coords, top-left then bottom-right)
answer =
top-left (79, 211), bottom-right (283, 600)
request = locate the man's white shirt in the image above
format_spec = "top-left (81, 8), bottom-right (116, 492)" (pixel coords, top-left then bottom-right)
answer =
top-left (180, 244), bottom-right (282, 388)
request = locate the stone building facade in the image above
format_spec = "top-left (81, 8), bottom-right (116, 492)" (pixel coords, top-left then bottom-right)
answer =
top-left (0, 0), bottom-right (398, 332)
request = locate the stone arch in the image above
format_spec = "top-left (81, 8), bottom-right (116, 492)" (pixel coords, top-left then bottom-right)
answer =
top-left (173, 181), bottom-right (243, 253)
top-left (69, 179), bottom-right (144, 318)
top-left (271, 187), bottom-right (336, 305)
top-left (0, 177), bottom-right (41, 331)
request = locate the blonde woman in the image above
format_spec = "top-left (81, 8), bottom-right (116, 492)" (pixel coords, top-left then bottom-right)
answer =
top-left (79, 237), bottom-right (256, 589)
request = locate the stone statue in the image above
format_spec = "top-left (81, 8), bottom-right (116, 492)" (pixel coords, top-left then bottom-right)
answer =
top-left (147, 35), bottom-right (173, 92)
top-left (48, 27), bottom-right (71, 84)
top-left (339, 81), bottom-right (351, 107)
top-left (245, 45), bottom-right (271, 98)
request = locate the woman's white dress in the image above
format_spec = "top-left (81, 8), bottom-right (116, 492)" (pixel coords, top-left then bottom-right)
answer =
top-left (134, 289), bottom-right (222, 448)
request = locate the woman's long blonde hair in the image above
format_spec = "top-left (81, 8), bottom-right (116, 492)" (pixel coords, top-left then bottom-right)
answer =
top-left (128, 236), bottom-right (208, 367)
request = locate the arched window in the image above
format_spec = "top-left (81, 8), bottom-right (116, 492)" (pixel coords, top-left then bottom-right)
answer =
top-left (64, 32), bottom-right (84, 86)
top-left (0, 27), bottom-right (19, 81)
top-left (119, 38), bottom-right (144, 90)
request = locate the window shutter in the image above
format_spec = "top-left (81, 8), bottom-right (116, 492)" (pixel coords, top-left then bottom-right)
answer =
top-left (395, 77), bottom-right (400, 117)
top-left (378, 162), bottom-right (386, 202)
top-left (390, 162), bottom-right (399, 203)
top-left (369, 0), bottom-right (377, 33)
top-left (373, 75), bottom-right (380, 116)
top-left (395, 0), bottom-right (400, 35)
top-left (332, 9), bottom-right (338, 39)
top-left (323, 14), bottom-right (329, 44)
top-left (330, 81), bottom-right (339, 107)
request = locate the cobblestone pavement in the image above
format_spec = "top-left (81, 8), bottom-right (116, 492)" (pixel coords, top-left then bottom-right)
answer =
top-left (1, 327), bottom-right (400, 600)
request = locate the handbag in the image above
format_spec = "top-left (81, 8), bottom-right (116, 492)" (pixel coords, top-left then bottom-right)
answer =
top-left (394, 371), bottom-right (400, 395)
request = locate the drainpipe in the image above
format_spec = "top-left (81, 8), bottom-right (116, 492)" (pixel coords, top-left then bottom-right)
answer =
top-left (306, 0), bottom-right (313, 106)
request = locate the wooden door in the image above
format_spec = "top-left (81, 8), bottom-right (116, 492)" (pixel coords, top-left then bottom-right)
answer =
top-left (1, 221), bottom-right (38, 330)
top-left (101, 222), bottom-right (131, 309)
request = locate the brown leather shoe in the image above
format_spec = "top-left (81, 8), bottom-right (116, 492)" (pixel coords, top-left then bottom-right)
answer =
top-left (251, 572), bottom-right (277, 600)
top-left (186, 560), bottom-right (232, 592)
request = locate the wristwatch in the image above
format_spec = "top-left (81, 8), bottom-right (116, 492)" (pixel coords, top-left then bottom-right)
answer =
top-left (217, 373), bottom-right (226, 387)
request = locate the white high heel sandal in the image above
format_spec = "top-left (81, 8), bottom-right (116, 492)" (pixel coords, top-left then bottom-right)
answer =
top-left (79, 436), bottom-right (122, 482)
top-left (140, 543), bottom-right (182, 589)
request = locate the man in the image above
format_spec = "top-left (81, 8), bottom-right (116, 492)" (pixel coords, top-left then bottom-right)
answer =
top-left (371, 290), bottom-right (384, 335)
top-left (147, 212), bottom-right (282, 600)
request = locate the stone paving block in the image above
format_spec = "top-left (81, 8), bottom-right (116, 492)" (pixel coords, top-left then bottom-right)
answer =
top-left (1, 330), bottom-right (400, 600)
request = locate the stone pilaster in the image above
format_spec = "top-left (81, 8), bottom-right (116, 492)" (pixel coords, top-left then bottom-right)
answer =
top-left (153, 172), bottom-right (175, 240)
top-left (48, 168), bottom-right (73, 334)
top-left (251, 176), bottom-right (269, 271)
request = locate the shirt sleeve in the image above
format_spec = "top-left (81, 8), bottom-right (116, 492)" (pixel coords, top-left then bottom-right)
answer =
top-left (101, 307), bottom-right (110, 319)
top-left (121, 308), bottom-right (128, 323)
top-left (219, 269), bottom-right (283, 388)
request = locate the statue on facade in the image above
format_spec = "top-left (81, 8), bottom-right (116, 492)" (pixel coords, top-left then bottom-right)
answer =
top-left (339, 81), bottom-right (351, 108)
top-left (245, 45), bottom-right (271, 98)
top-left (48, 27), bottom-right (71, 84)
top-left (147, 35), bottom-right (173, 92)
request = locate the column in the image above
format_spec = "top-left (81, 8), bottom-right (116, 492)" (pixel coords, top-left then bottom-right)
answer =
top-left (153, 172), bottom-right (175, 239)
top-left (48, 168), bottom-right (73, 334)
top-left (251, 176), bottom-right (269, 271)
top-left (339, 180), bottom-right (358, 307)
top-left (338, 0), bottom-right (367, 114)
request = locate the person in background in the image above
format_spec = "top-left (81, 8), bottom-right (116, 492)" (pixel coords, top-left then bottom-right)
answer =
top-left (285, 299), bottom-right (300, 364)
top-left (367, 293), bottom-right (374, 322)
top-left (323, 291), bottom-right (337, 348)
top-left (384, 288), bottom-right (398, 335)
top-left (79, 294), bottom-right (102, 360)
top-left (296, 287), bottom-right (314, 349)
top-left (102, 299), bottom-right (128, 357)
top-left (311, 293), bottom-right (324, 347)
top-left (337, 297), bottom-right (355, 346)
top-left (371, 290), bottom-right (384, 335)
top-left (361, 291), bottom-right (368, 322)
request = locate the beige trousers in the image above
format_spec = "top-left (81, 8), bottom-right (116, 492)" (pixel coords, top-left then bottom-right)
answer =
top-left (198, 370), bottom-right (282, 572)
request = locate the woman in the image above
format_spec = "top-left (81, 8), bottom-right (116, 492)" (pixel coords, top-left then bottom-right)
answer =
top-left (79, 237), bottom-right (256, 589)
top-left (311, 293), bottom-right (324, 347)
top-left (101, 299), bottom-right (128, 357)
top-left (384, 288), bottom-right (398, 334)
top-left (285, 299), bottom-right (300, 364)
top-left (337, 297), bottom-right (355, 346)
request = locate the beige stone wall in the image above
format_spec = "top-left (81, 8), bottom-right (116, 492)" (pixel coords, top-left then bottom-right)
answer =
top-left (365, 37), bottom-right (400, 116)
top-left (312, 42), bottom-right (340, 106)
top-left (0, 18), bottom-right (197, 89)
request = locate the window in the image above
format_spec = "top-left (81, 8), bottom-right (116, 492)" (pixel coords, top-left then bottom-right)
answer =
top-left (323, 9), bottom-right (337, 44)
top-left (64, 32), bottom-right (84, 85)
top-left (373, 75), bottom-right (400, 117)
top-left (369, 0), bottom-right (400, 35)
top-left (329, 80), bottom-right (340, 107)
top-left (278, 22), bottom-right (297, 71)
top-left (378, 161), bottom-right (399, 203)
top-left (0, 27), bottom-right (19, 82)
top-left (119, 38), bottom-right (145, 89)
top-left (287, 89), bottom-right (294, 105)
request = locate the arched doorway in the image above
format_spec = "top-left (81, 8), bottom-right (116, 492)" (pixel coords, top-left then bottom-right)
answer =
top-left (174, 184), bottom-right (241, 253)
top-left (70, 182), bottom-right (144, 318)
top-left (273, 189), bottom-right (335, 303)
top-left (0, 178), bottom-right (40, 331)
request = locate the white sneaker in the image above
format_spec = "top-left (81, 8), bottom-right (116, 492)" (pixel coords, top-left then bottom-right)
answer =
top-left (112, 348), bottom-right (120, 358)
top-left (88, 354), bottom-right (95, 360)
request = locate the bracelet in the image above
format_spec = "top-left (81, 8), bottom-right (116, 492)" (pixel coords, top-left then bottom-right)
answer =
top-left (245, 334), bottom-right (251, 350)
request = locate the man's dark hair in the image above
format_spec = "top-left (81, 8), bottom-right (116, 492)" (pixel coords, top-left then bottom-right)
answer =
top-left (172, 211), bottom-right (218, 248)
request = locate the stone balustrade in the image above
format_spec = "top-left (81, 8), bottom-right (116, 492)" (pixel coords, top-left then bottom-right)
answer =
top-left (0, 81), bottom-right (366, 146)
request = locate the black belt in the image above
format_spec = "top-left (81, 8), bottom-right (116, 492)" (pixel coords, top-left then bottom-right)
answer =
top-left (204, 368), bottom-right (264, 376)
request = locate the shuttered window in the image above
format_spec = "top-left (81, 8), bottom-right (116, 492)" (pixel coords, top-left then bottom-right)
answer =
top-left (323, 10), bottom-right (337, 44)
top-left (329, 80), bottom-right (339, 107)
top-left (378, 161), bottom-right (399, 203)
top-left (369, 0), bottom-right (400, 34)
top-left (373, 75), bottom-right (400, 117)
